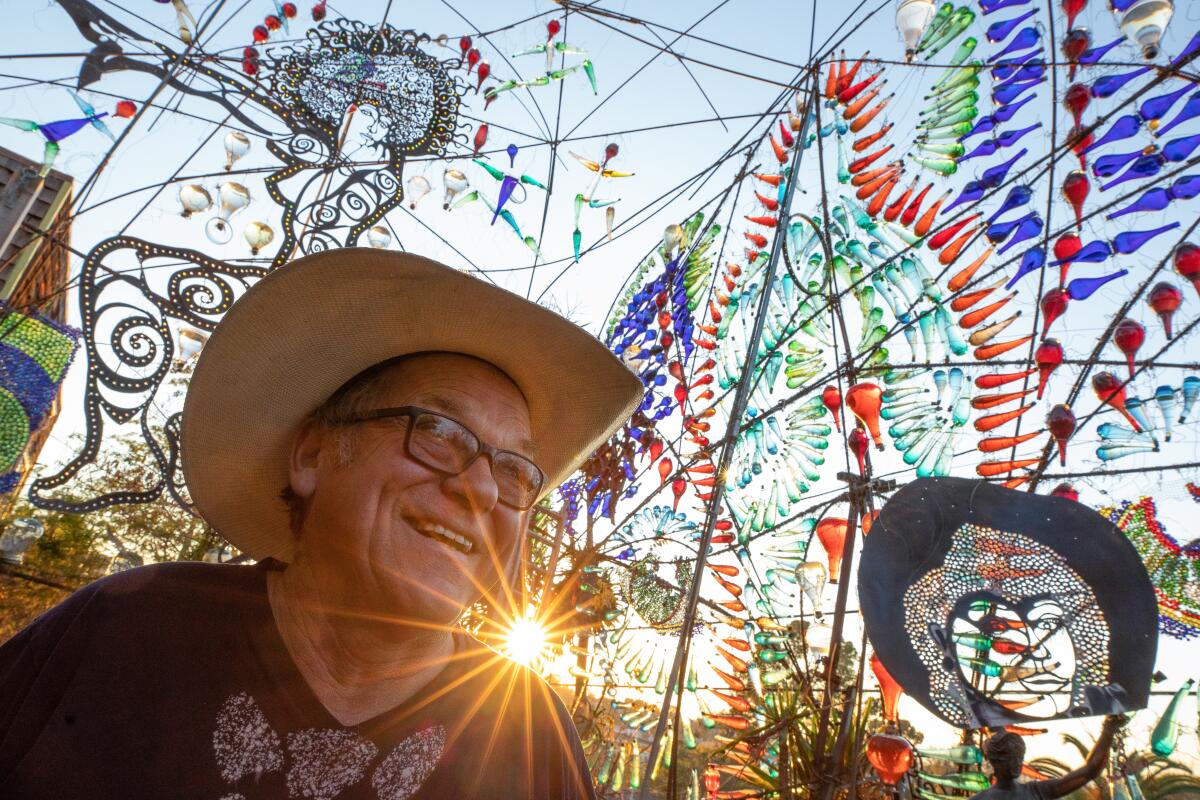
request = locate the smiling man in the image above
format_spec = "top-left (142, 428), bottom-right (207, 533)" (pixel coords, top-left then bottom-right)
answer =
top-left (0, 250), bottom-right (643, 799)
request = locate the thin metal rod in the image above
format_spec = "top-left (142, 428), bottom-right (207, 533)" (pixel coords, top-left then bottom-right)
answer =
top-left (637, 78), bottom-right (817, 800)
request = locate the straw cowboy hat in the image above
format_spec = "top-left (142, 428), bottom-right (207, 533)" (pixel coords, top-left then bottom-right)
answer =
top-left (181, 248), bottom-right (643, 563)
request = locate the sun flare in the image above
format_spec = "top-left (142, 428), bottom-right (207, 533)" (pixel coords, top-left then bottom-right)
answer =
top-left (504, 615), bottom-right (549, 666)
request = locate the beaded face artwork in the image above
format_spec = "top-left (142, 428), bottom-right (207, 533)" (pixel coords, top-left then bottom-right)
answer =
top-left (904, 522), bottom-right (1110, 728)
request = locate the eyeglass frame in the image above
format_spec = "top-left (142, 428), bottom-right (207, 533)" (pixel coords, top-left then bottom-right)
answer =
top-left (329, 405), bottom-right (546, 510)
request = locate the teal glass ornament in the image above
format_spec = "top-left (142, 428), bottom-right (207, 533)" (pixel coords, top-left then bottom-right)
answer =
top-left (1151, 679), bottom-right (1195, 756)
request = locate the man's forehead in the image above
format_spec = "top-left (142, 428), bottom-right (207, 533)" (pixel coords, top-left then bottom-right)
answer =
top-left (382, 363), bottom-right (537, 457)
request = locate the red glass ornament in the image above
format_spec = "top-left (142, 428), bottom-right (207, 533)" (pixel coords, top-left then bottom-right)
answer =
top-left (1061, 170), bottom-right (1089, 229)
top-left (1054, 232), bottom-right (1082, 287)
top-left (1174, 242), bottom-right (1200, 296)
top-left (1039, 288), bottom-right (1069, 335)
top-left (311, 2), bottom-right (326, 21)
top-left (657, 457), bottom-right (672, 484)
top-left (816, 517), bottom-right (849, 583)
top-left (473, 123), bottom-right (488, 155)
top-left (113, 100), bottom-right (136, 119)
top-left (1067, 124), bottom-right (1093, 166)
top-left (605, 143), bottom-right (620, 162)
top-left (1047, 404), bottom-right (1076, 466)
top-left (1062, 0), bottom-right (1087, 30)
top-left (265, 14), bottom-right (282, 31)
top-left (871, 654), bottom-right (904, 722)
top-left (243, 46), bottom-right (259, 59)
top-left (1092, 371), bottom-right (1142, 430)
top-left (1063, 83), bottom-right (1090, 128)
top-left (867, 734), bottom-right (914, 786)
top-left (547, 19), bottom-right (562, 40)
top-left (459, 36), bottom-right (472, 54)
top-left (1035, 338), bottom-right (1063, 399)
top-left (1062, 28), bottom-right (1090, 79)
top-left (466, 47), bottom-right (481, 72)
top-left (1112, 318), bottom-right (1145, 379)
top-left (846, 383), bottom-right (885, 450)
top-left (475, 61), bottom-right (490, 91)
top-left (849, 427), bottom-right (869, 474)
top-left (1050, 482), bottom-right (1079, 502)
top-left (252, 24), bottom-right (270, 44)
top-left (822, 385), bottom-right (843, 431)
top-left (242, 58), bottom-right (259, 76)
top-left (704, 765), bottom-right (721, 796)
top-left (1147, 281), bottom-right (1182, 338)
top-left (671, 478), bottom-right (686, 512)
top-left (281, 2), bottom-right (297, 18)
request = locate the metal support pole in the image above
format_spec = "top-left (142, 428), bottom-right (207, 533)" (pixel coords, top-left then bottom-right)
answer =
top-left (638, 80), bottom-right (818, 800)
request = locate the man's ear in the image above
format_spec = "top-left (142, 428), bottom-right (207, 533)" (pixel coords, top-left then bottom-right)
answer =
top-left (288, 419), bottom-right (324, 501)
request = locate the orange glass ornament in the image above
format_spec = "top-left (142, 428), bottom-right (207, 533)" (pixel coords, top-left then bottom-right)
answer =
top-left (867, 733), bottom-right (914, 785)
top-left (846, 382), bottom-right (885, 450)
top-left (871, 654), bottom-right (904, 722)
top-left (816, 517), bottom-right (849, 583)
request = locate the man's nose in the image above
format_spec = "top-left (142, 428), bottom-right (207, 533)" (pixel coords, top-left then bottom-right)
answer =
top-left (441, 452), bottom-right (500, 510)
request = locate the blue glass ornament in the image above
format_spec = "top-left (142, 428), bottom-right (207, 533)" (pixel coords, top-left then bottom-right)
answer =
top-left (986, 10), bottom-right (1037, 43)
top-left (994, 75), bottom-right (1044, 106)
top-left (986, 184), bottom-right (1034, 223)
top-left (987, 210), bottom-right (1036, 243)
top-left (943, 180), bottom-right (986, 215)
top-left (1107, 187), bottom-right (1171, 219)
top-left (1113, 223), bottom-right (1180, 254)
top-left (1091, 68), bottom-right (1152, 99)
top-left (980, 147), bottom-right (1026, 188)
top-left (1169, 174), bottom-right (1200, 200)
top-left (1169, 31), bottom-right (1200, 69)
top-left (979, 0), bottom-right (1031, 13)
top-left (1155, 92), bottom-right (1200, 138)
top-left (995, 92), bottom-right (1034, 122)
top-left (506, 143), bottom-right (519, 166)
top-left (1100, 153), bottom-right (1165, 192)
top-left (991, 49), bottom-right (1042, 80)
top-left (1079, 36), bottom-right (1124, 65)
top-left (1066, 269), bottom-right (1128, 300)
top-left (961, 124), bottom-right (1041, 161)
top-left (1093, 148), bottom-right (1146, 178)
top-left (1084, 115), bottom-right (1142, 153)
top-left (1163, 133), bottom-right (1200, 163)
top-left (1180, 376), bottom-right (1199, 423)
top-left (991, 27), bottom-right (1040, 63)
top-left (960, 96), bottom-right (1034, 143)
top-left (997, 214), bottom-right (1043, 254)
top-left (1005, 247), bottom-right (1045, 289)
top-left (1140, 84), bottom-right (1193, 124)
top-left (1052, 239), bottom-right (1112, 266)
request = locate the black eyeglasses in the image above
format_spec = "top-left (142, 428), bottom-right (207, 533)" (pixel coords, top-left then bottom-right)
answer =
top-left (333, 406), bottom-right (545, 510)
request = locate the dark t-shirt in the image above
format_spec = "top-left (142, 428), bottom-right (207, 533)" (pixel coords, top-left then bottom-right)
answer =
top-left (0, 562), bottom-right (596, 800)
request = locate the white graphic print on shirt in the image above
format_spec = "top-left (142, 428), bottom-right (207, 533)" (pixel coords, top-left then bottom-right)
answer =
top-left (212, 693), bottom-right (446, 800)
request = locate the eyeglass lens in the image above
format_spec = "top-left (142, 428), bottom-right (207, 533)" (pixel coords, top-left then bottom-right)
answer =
top-left (408, 413), bottom-right (541, 508)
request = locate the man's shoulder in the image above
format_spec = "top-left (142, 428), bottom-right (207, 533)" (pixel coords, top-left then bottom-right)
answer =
top-left (15, 562), bottom-right (265, 644)
top-left (88, 560), bottom-right (260, 597)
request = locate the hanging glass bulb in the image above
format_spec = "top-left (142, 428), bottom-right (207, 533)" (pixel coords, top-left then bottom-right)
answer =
top-left (847, 382), bottom-right (886, 450)
top-left (805, 621), bottom-right (834, 654)
top-left (871, 653), bottom-right (905, 722)
top-left (178, 184), bottom-right (212, 218)
top-left (367, 225), bottom-right (392, 249)
top-left (0, 518), bottom-right (45, 565)
top-left (1150, 678), bottom-right (1194, 756)
top-left (406, 175), bottom-right (432, 209)
top-left (204, 182), bottom-right (251, 244)
top-left (867, 733), bottom-right (914, 785)
top-left (1116, 0), bottom-right (1173, 59)
top-left (896, 0), bottom-right (937, 61)
top-left (176, 327), bottom-right (208, 366)
top-left (242, 221), bottom-right (274, 255)
top-left (223, 131), bottom-right (251, 171)
top-left (442, 168), bottom-right (469, 209)
top-left (796, 561), bottom-right (827, 616)
top-left (815, 518), bottom-right (849, 583)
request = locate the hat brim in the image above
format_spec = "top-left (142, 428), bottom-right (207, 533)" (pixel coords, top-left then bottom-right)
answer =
top-left (181, 249), bottom-right (643, 562)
